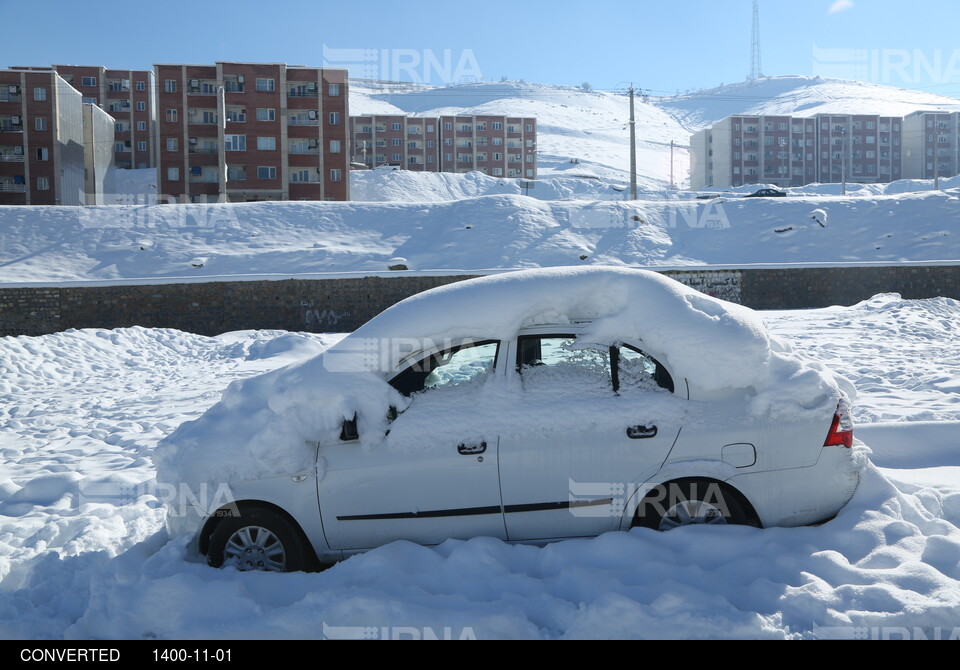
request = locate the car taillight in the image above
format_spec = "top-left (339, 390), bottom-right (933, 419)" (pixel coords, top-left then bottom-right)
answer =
top-left (823, 400), bottom-right (854, 448)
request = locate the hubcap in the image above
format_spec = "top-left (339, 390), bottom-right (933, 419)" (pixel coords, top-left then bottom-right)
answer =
top-left (222, 526), bottom-right (286, 572)
top-left (659, 500), bottom-right (728, 531)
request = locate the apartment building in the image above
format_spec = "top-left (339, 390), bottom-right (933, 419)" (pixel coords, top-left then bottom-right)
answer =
top-left (350, 115), bottom-right (538, 179)
top-left (155, 62), bottom-right (349, 202)
top-left (903, 111), bottom-right (960, 181)
top-left (816, 115), bottom-right (903, 184)
top-left (692, 114), bottom-right (904, 189)
top-left (0, 69), bottom-right (85, 205)
top-left (11, 65), bottom-right (156, 170)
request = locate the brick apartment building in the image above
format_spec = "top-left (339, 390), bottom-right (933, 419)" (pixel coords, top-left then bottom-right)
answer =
top-left (691, 114), bottom-right (905, 189)
top-left (350, 114), bottom-right (538, 178)
top-left (0, 69), bottom-right (85, 205)
top-left (51, 65), bottom-right (157, 170)
top-left (155, 62), bottom-right (349, 202)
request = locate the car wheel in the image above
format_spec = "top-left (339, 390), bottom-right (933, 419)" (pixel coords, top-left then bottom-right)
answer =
top-left (633, 478), bottom-right (754, 531)
top-left (207, 507), bottom-right (308, 572)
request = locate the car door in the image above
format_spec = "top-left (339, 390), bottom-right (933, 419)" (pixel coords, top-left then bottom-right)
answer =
top-left (497, 331), bottom-right (685, 541)
top-left (317, 340), bottom-right (507, 551)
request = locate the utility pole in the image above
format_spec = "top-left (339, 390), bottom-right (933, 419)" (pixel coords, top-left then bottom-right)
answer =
top-left (217, 85), bottom-right (228, 202)
top-left (670, 140), bottom-right (675, 190)
top-left (841, 127), bottom-right (847, 196)
top-left (629, 86), bottom-right (637, 200)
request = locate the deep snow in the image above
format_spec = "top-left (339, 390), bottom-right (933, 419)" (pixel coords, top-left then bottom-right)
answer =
top-left (2, 186), bottom-right (959, 284)
top-left (1, 294), bottom-right (959, 639)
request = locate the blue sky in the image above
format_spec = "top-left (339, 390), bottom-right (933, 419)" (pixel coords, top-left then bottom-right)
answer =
top-left (4, 0), bottom-right (960, 97)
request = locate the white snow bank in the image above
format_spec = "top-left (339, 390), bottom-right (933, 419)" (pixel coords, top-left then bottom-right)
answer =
top-left (59, 460), bottom-right (960, 640)
top-left (155, 267), bottom-right (850, 493)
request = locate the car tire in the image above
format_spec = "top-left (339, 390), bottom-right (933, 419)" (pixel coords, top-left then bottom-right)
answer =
top-left (633, 478), bottom-right (755, 531)
top-left (207, 507), bottom-right (309, 572)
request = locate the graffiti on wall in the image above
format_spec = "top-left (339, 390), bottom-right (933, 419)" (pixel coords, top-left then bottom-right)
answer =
top-left (669, 271), bottom-right (742, 304)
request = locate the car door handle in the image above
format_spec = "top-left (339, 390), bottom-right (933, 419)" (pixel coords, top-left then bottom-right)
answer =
top-left (626, 425), bottom-right (658, 440)
top-left (458, 442), bottom-right (487, 455)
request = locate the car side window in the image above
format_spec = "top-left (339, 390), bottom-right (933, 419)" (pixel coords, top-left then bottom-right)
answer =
top-left (617, 345), bottom-right (675, 394)
top-left (517, 335), bottom-right (612, 393)
top-left (389, 341), bottom-right (499, 397)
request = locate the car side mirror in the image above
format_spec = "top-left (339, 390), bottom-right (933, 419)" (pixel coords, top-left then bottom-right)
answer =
top-left (340, 414), bottom-right (359, 442)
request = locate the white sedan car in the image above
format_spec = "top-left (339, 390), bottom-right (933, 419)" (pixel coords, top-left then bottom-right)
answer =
top-left (159, 267), bottom-right (861, 572)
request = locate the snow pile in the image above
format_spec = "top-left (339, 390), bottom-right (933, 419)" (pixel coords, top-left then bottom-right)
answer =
top-left (155, 267), bottom-right (849, 493)
top-left (51, 459), bottom-right (960, 640)
top-left (3, 189), bottom-right (960, 284)
top-left (764, 293), bottom-right (960, 423)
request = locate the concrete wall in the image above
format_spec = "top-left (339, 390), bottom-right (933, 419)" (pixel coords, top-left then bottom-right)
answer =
top-left (2, 265), bottom-right (959, 337)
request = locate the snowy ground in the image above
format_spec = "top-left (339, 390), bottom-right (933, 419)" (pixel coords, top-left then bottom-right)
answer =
top-left (2, 185), bottom-right (960, 284)
top-left (1, 294), bottom-right (959, 639)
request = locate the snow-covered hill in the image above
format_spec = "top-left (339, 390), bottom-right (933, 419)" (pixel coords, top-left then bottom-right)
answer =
top-left (655, 75), bottom-right (960, 132)
top-left (2, 187), bottom-right (959, 284)
top-left (350, 80), bottom-right (690, 189)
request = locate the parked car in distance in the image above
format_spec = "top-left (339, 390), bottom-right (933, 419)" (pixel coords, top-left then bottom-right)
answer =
top-left (744, 188), bottom-right (787, 198)
top-left (159, 268), bottom-right (861, 572)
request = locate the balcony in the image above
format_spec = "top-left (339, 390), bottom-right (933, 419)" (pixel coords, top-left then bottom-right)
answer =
top-left (288, 116), bottom-right (319, 127)
top-left (288, 84), bottom-right (319, 98)
top-left (187, 80), bottom-right (220, 96)
top-left (0, 152), bottom-right (24, 162)
top-left (0, 183), bottom-right (27, 192)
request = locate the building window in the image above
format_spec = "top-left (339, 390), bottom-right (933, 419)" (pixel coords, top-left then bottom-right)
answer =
top-left (165, 80), bottom-right (177, 93)
top-left (330, 169), bottom-right (343, 182)
top-left (135, 101), bottom-right (146, 112)
top-left (444, 122), bottom-right (453, 131)
top-left (136, 81), bottom-right (145, 91)
top-left (166, 109), bottom-right (178, 123)
top-left (166, 138), bottom-right (178, 151)
top-left (34, 87), bottom-right (47, 101)
top-left (224, 135), bottom-right (246, 151)
top-left (227, 165), bottom-right (246, 181)
top-left (526, 124), bottom-right (533, 132)
top-left (329, 140), bottom-right (341, 153)
top-left (392, 153), bottom-right (402, 162)
top-left (392, 138), bottom-right (402, 146)
top-left (37, 176), bottom-right (50, 190)
top-left (36, 147), bottom-right (48, 161)
top-left (137, 141), bottom-right (147, 152)
top-left (167, 167), bottom-right (180, 181)
top-left (391, 123), bottom-right (401, 131)
top-left (82, 76), bottom-right (97, 87)
top-left (328, 83), bottom-right (341, 96)
top-left (35, 117), bottom-right (48, 131)
top-left (257, 137), bottom-right (276, 151)
top-left (137, 121), bottom-right (147, 131)
top-left (255, 78), bottom-right (275, 92)
top-left (492, 122), bottom-right (502, 130)
top-left (257, 166), bottom-right (276, 179)
top-left (115, 143), bottom-right (126, 153)
top-left (291, 169), bottom-right (311, 183)
top-left (256, 108), bottom-right (276, 122)
top-left (329, 112), bottom-right (341, 125)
